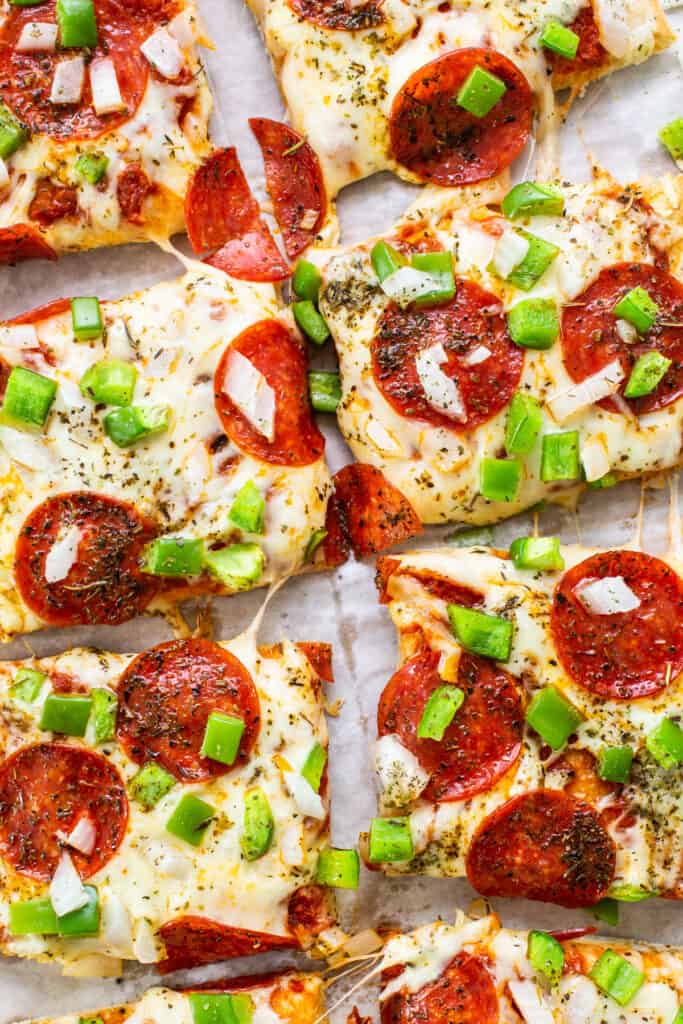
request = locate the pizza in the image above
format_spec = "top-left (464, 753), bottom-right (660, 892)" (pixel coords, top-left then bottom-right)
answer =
top-left (23, 971), bottom-right (327, 1024)
top-left (0, 636), bottom-right (349, 973)
top-left (247, 0), bottom-right (673, 228)
top-left (0, 0), bottom-right (213, 263)
top-left (0, 263), bottom-right (331, 641)
top-left (378, 913), bottom-right (683, 1024)
top-left (320, 171), bottom-right (683, 527)
top-left (367, 541), bottom-right (683, 909)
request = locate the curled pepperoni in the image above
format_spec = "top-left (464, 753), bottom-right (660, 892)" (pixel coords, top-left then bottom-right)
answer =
top-left (250, 118), bottom-right (326, 260)
top-left (159, 916), bottom-right (297, 973)
top-left (117, 163), bottom-right (153, 223)
top-left (15, 492), bottom-right (159, 628)
top-left (551, 549), bottom-right (683, 700)
top-left (185, 148), bottom-right (290, 282)
top-left (28, 179), bottom-right (79, 227)
top-left (287, 0), bottom-right (383, 30)
top-left (0, 225), bottom-right (56, 264)
top-left (562, 263), bottom-right (683, 416)
top-left (550, 5), bottom-right (607, 78)
top-left (381, 953), bottom-right (498, 1024)
top-left (389, 48), bottom-right (533, 186)
top-left (117, 638), bottom-right (260, 782)
top-left (324, 463), bottom-right (422, 560)
top-left (0, 0), bottom-right (180, 142)
top-left (378, 648), bottom-right (523, 802)
top-left (0, 742), bottom-right (128, 882)
top-left (215, 319), bottom-right (324, 467)
top-left (466, 790), bottom-right (616, 907)
top-left (372, 279), bottom-right (523, 431)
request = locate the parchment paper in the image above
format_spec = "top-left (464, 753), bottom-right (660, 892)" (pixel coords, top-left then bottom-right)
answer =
top-left (3, 2), bottom-right (683, 1018)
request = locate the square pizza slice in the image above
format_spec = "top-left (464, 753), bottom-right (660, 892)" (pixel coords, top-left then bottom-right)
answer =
top-left (0, 636), bottom-right (344, 973)
top-left (320, 171), bottom-right (683, 527)
top-left (247, 0), bottom-right (673, 220)
top-left (0, 0), bottom-right (213, 263)
top-left (22, 971), bottom-right (327, 1024)
top-left (0, 264), bottom-right (331, 641)
top-left (376, 913), bottom-right (683, 1024)
top-left (367, 542), bottom-right (683, 909)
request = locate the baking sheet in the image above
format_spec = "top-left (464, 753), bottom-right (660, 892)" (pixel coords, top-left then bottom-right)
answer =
top-left (3, 1), bottom-right (683, 1018)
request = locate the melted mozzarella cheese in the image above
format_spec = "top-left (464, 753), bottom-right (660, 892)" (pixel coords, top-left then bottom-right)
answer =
top-left (375, 734), bottom-right (430, 807)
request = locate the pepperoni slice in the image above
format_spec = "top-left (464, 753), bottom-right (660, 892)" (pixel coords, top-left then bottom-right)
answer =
top-left (389, 48), bottom-right (533, 186)
top-left (378, 648), bottom-right (523, 802)
top-left (185, 148), bottom-right (290, 283)
top-left (0, 0), bottom-right (180, 142)
top-left (117, 639), bottom-right (259, 782)
top-left (297, 642), bottom-right (334, 683)
top-left (28, 179), bottom-right (79, 227)
top-left (562, 263), bottom-right (683, 416)
top-left (324, 464), bottom-right (422, 559)
top-left (250, 118), bottom-right (326, 260)
top-left (117, 163), bottom-right (153, 224)
top-left (214, 319), bottom-right (324, 467)
top-left (466, 790), bottom-right (616, 907)
top-left (381, 953), bottom-right (498, 1024)
top-left (287, 0), bottom-right (383, 31)
top-left (159, 915), bottom-right (297, 973)
top-left (0, 742), bottom-right (128, 882)
top-left (374, 557), bottom-right (483, 605)
top-left (15, 492), bottom-right (159, 628)
top-left (0, 225), bottom-right (57, 264)
top-left (6, 297), bottom-right (70, 326)
top-left (372, 279), bottom-right (523, 431)
top-left (551, 549), bottom-right (683, 700)
top-left (550, 5), bottom-right (607, 78)
top-left (287, 883), bottom-right (335, 946)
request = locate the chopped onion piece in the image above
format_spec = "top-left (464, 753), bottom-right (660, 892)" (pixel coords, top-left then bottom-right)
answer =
top-left (283, 771), bottom-right (326, 820)
top-left (547, 358), bottom-right (624, 423)
top-left (415, 342), bottom-right (466, 422)
top-left (280, 823), bottom-right (305, 866)
top-left (140, 27), bottom-right (185, 80)
top-left (581, 437), bottom-right (610, 482)
top-left (222, 348), bottom-right (276, 442)
top-left (299, 208), bottom-right (319, 231)
top-left (380, 266), bottom-right (443, 309)
top-left (106, 319), bottom-right (133, 360)
top-left (90, 58), bottom-right (126, 116)
top-left (492, 230), bottom-right (529, 279)
top-left (615, 318), bottom-right (638, 345)
top-left (50, 56), bottom-right (85, 105)
top-left (0, 325), bottom-right (39, 349)
top-left (44, 524), bottom-right (82, 584)
top-left (17, 22), bottom-right (58, 53)
top-left (375, 733), bottom-right (430, 805)
top-left (560, 976), bottom-right (599, 1024)
top-left (462, 344), bottom-right (491, 366)
top-left (593, 0), bottom-right (630, 57)
top-left (50, 852), bottom-right (89, 917)
top-left (57, 816), bottom-right (96, 857)
top-left (508, 979), bottom-right (554, 1024)
top-left (168, 10), bottom-right (199, 46)
top-left (577, 575), bottom-right (641, 615)
top-left (132, 919), bottom-right (159, 963)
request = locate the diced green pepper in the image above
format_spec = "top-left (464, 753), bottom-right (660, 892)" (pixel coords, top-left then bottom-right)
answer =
top-left (10, 667), bottom-right (46, 703)
top-left (672, 1009), bottom-right (683, 1024)
top-left (447, 604), bottom-right (513, 661)
top-left (129, 762), bottom-right (176, 810)
top-left (80, 359), bottom-right (137, 407)
top-left (447, 525), bottom-right (494, 548)
top-left (502, 182), bottom-right (565, 220)
top-left (309, 370), bottom-right (341, 413)
top-left (541, 431), bottom-right (580, 482)
top-left (526, 685), bottom-right (583, 750)
top-left (143, 537), bottom-right (205, 577)
top-left (660, 118), bottom-right (683, 162)
top-left (592, 898), bottom-right (619, 926)
top-left (229, 480), bottom-right (265, 534)
top-left (506, 232), bottom-right (560, 291)
top-left (368, 817), bottom-right (413, 862)
top-left (613, 287), bottom-right (658, 334)
top-left (528, 930), bottom-right (564, 984)
top-left (304, 528), bottom-right (327, 563)
top-left (188, 993), bottom-right (254, 1024)
top-left (410, 251), bottom-right (456, 307)
top-left (0, 101), bottom-right (28, 160)
top-left (505, 392), bottom-right (543, 456)
top-left (0, 366), bottom-right (57, 431)
top-left (203, 543), bottom-right (264, 590)
top-left (609, 884), bottom-right (655, 902)
top-left (57, 0), bottom-right (98, 48)
top-left (200, 711), bottom-right (245, 766)
top-left (646, 718), bottom-right (683, 768)
top-left (539, 20), bottom-right (580, 59)
top-left (9, 898), bottom-right (59, 936)
top-left (301, 741), bottom-right (327, 792)
top-left (292, 259), bottom-right (322, 303)
top-left (57, 885), bottom-right (100, 936)
top-left (509, 536), bottom-right (564, 572)
top-left (507, 298), bottom-right (560, 349)
top-left (40, 694), bottom-right (92, 737)
top-left (417, 685), bottom-right (464, 741)
top-left (293, 300), bottom-right (330, 345)
top-left (371, 240), bottom-right (408, 283)
top-left (480, 457), bottom-right (522, 502)
top-left (623, 351), bottom-right (671, 399)
top-left (103, 405), bottom-right (170, 448)
top-left (75, 152), bottom-right (108, 185)
top-left (589, 950), bottom-right (645, 1006)
top-left (588, 472), bottom-right (617, 490)
top-left (166, 793), bottom-right (215, 847)
top-left (240, 787), bottom-right (274, 861)
top-left (71, 297), bottom-right (103, 340)
top-left (91, 687), bottom-right (117, 744)
top-left (79, 1017), bottom-right (105, 1024)
top-left (597, 746), bottom-right (633, 783)
top-left (456, 64), bottom-right (507, 117)
top-left (316, 847), bottom-right (360, 889)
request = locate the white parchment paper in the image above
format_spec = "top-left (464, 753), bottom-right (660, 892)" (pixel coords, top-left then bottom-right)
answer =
top-left (3, 1), bottom-right (683, 1018)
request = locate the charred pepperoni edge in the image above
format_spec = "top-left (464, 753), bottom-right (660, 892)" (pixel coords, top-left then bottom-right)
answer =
top-left (0, 224), bottom-right (57, 264)
top-left (550, 927), bottom-right (597, 942)
top-left (185, 148), bottom-right (289, 283)
top-left (297, 641), bottom-right (334, 683)
top-left (250, 117), bottom-right (326, 260)
top-left (186, 971), bottom-right (295, 993)
top-left (286, 0), bottom-right (384, 31)
top-left (324, 464), bottom-right (422, 560)
top-left (380, 952), bottom-right (499, 1024)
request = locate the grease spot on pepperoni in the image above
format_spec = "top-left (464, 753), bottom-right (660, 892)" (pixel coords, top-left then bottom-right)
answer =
top-left (551, 549), bottom-right (683, 700)
top-left (561, 263), bottom-right (683, 416)
top-left (378, 648), bottom-right (524, 802)
top-left (389, 48), bottom-right (533, 186)
top-left (0, 742), bottom-right (128, 882)
top-left (550, 5), bottom-right (607, 78)
top-left (15, 492), bottom-right (159, 628)
top-left (159, 915), bottom-right (297, 973)
top-left (250, 118), bottom-right (326, 260)
top-left (324, 463), bottom-right (422, 559)
top-left (0, 0), bottom-right (181, 142)
top-left (116, 638), bottom-right (260, 782)
top-left (287, 0), bottom-right (383, 31)
top-left (117, 162), bottom-right (153, 224)
top-left (215, 319), bottom-right (324, 467)
top-left (28, 179), bottom-right (79, 227)
top-left (372, 278), bottom-right (523, 431)
top-left (466, 790), bottom-right (616, 907)
top-left (381, 953), bottom-right (498, 1024)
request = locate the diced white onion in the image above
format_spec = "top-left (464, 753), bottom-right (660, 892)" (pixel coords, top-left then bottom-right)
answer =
top-left (375, 734), bottom-right (430, 806)
top-left (279, 823), bottom-right (305, 866)
top-left (57, 816), bottom-right (96, 856)
top-left (44, 524), bottom-right (82, 584)
top-left (143, 840), bottom-right (191, 880)
top-left (0, 325), bottom-right (39, 350)
top-left (0, 426), bottom-right (53, 470)
top-left (168, 10), bottom-right (199, 47)
top-left (508, 979), bottom-right (554, 1024)
top-left (299, 208), bottom-right (319, 231)
top-left (106, 318), bottom-right (133, 360)
top-left (90, 58), bottom-right (126, 116)
top-left (49, 852), bottom-right (89, 918)
top-left (593, 0), bottom-right (631, 58)
top-left (283, 771), bottom-right (326, 820)
top-left (546, 358), bottom-right (624, 423)
top-left (140, 27), bottom-right (185, 80)
top-left (100, 893), bottom-right (132, 954)
top-left (462, 344), bottom-right (491, 366)
top-left (577, 575), bottom-right (641, 615)
top-left (365, 416), bottom-right (404, 456)
top-left (581, 436), bottom-right (610, 483)
top-left (559, 976), bottom-right (599, 1024)
top-left (132, 919), bottom-right (159, 964)
top-left (17, 22), bottom-right (58, 53)
top-left (615, 318), bottom-right (638, 345)
top-left (0, 158), bottom-right (8, 190)
top-left (222, 348), bottom-right (276, 441)
top-left (380, 266), bottom-right (443, 309)
top-left (50, 56), bottom-right (85, 105)
top-left (492, 230), bottom-right (529, 279)
top-left (415, 342), bottom-right (466, 422)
